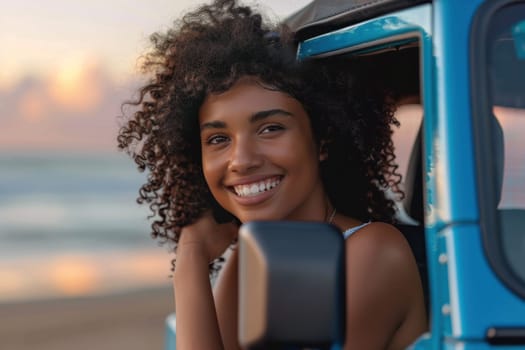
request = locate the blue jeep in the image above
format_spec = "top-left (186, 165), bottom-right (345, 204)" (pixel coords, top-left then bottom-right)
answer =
top-left (167, 0), bottom-right (525, 348)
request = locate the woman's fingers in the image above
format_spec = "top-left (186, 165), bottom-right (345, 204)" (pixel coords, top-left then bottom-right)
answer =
top-left (178, 212), bottom-right (238, 262)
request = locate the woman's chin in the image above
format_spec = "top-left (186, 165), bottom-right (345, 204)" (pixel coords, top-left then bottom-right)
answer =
top-left (234, 211), bottom-right (282, 224)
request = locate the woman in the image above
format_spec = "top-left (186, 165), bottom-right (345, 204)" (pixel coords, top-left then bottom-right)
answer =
top-left (118, 0), bottom-right (427, 349)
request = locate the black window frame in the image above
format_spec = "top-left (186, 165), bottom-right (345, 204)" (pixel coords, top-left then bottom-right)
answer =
top-left (471, 0), bottom-right (525, 299)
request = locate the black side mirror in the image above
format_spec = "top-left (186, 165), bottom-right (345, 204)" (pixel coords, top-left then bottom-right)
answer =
top-left (238, 221), bottom-right (345, 350)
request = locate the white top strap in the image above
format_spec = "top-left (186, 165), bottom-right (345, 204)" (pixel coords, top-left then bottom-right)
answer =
top-left (342, 221), bottom-right (371, 240)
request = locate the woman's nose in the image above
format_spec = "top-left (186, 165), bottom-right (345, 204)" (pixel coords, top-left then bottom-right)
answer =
top-left (228, 138), bottom-right (263, 173)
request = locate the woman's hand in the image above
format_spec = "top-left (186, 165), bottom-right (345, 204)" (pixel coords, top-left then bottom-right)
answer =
top-left (178, 211), bottom-right (238, 263)
top-left (174, 211), bottom-right (236, 350)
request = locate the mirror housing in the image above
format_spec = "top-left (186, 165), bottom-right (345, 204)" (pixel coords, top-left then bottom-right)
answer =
top-left (238, 221), bottom-right (345, 349)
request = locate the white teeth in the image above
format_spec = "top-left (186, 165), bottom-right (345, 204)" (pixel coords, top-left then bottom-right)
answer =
top-left (233, 178), bottom-right (280, 197)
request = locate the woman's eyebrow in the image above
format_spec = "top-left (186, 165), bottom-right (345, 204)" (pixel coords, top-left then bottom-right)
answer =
top-left (250, 109), bottom-right (293, 123)
top-left (200, 109), bottom-right (293, 131)
top-left (200, 120), bottom-right (226, 131)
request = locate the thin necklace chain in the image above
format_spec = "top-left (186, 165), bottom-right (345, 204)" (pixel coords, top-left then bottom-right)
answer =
top-left (327, 207), bottom-right (337, 224)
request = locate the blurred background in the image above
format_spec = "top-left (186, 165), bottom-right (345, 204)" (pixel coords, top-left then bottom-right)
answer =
top-left (0, 1), bottom-right (311, 349)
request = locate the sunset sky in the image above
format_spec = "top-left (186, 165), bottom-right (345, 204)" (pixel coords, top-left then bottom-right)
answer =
top-left (0, 0), bottom-right (311, 153)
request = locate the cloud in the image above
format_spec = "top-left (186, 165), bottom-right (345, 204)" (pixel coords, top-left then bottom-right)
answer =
top-left (17, 80), bottom-right (50, 122)
top-left (48, 57), bottom-right (105, 112)
top-left (0, 58), bottom-right (142, 152)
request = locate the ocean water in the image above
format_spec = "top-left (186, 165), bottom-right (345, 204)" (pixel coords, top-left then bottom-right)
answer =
top-left (0, 152), bottom-right (173, 302)
top-left (2, 112), bottom-right (523, 302)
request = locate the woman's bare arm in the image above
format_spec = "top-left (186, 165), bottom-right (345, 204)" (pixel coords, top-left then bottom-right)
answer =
top-left (173, 213), bottom-right (238, 350)
top-left (174, 243), bottom-right (225, 350)
top-left (343, 222), bottom-right (427, 350)
top-left (214, 248), bottom-right (243, 350)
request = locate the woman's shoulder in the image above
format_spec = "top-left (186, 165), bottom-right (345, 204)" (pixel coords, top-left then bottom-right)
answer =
top-left (342, 221), bottom-right (425, 346)
top-left (338, 221), bottom-right (418, 305)
top-left (344, 221), bottom-right (422, 307)
top-left (345, 221), bottom-right (415, 267)
top-left (345, 222), bottom-right (424, 340)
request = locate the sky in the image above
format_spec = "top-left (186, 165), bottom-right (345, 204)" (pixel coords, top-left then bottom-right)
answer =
top-left (0, 0), bottom-right (312, 153)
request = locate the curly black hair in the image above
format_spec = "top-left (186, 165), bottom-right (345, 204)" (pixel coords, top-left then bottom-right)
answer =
top-left (117, 0), bottom-right (402, 273)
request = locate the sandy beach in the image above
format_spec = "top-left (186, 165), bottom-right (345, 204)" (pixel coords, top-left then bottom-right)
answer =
top-left (0, 286), bottom-right (174, 350)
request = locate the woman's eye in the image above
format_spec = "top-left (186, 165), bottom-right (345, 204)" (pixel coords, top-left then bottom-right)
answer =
top-left (207, 135), bottom-right (229, 145)
top-left (260, 124), bottom-right (284, 134)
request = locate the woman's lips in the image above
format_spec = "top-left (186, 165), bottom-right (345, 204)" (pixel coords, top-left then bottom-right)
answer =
top-left (226, 175), bottom-right (282, 206)
top-left (231, 176), bottom-right (282, 197)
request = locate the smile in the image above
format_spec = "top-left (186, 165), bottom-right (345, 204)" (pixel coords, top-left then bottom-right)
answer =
top-left (231, 176), bottom-right (281, 197)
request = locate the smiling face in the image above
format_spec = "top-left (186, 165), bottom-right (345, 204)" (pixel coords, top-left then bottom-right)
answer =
top-left (198, 77), bottom-right (328, 223)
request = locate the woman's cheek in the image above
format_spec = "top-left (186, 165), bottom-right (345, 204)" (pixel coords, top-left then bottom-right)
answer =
top-left (202, 153), bottom-right (226, 194)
